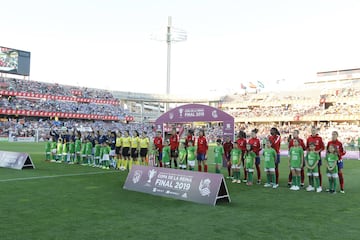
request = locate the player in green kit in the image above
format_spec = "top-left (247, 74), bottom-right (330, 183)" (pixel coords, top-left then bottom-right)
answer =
top-left (94, 140), bottom-right (102, 167)
top-left (230, 143), bottom-right (242, 183)
top-left (75, 137), bottom-right (82, 164)
top-left (45, 138), bottom-right (52, 161)
top-left (244, 143), bottom-right (256, 185)
top-left (50, 139), bottom-right (57, 162)
top-left (85, 139), bottom-right (93, 165)
top-left (186, 140), bottom-right (196, 170)
top-left (101, 142), bottom-right (111, 170)
top-left (326, 144), bottom-right (339, 194)
top-left (68, 139), bottom-right (75, 164)
top-left (56, 138), bottom-right (63, 163)
top-left (80, 139), bottom-right (87, 165)
top-left (62, 139), bottom-right (69, 163)
top-left (263, 139), bottom-right (277, 188)
top-left (214, 139), bottom-right (224, 174)
top-left (162, 140), bottom-right (171, 167)
top-left (289, 139), bottom-right (304, 191)
top-left (305, 142), bottom-right (320, 192)
top-left (178, 142), bottom-right (187, 170)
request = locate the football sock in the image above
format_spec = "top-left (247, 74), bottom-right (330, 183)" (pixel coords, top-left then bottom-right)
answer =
top-left (174, 160), bottom-right (178, 168)
top-left (243, 168), bottom-right (247, 180)
top-left (215, 168), bottom-right (220, 173)
top-left (267, 174), bottom-right (271, 184)
top-left (288, 171), bottom-right (292, 183)
top-left (300, 168), bottom-right (305, 184)
top-left (333, 178), bottom-right (337, 191)
top-left (159, 161), bottom-right (163, 167)
top-left (315, 177), bottom-right (319, 189)
top-left (128, 160), bottom-right (133, 170)
top-left (328, 178), bottom-right (332, 190)
top-left (318, 170), bottom-right (322, 187)
top-left (338, 172), bottom-right (344, 190)
top-left (198, 165), bottom-right (202, 172)
top-left (248, 172), bottom-right (253, 183)
top-left (309, 176), bottom-right (313, 187)
top-left (272, 173), bottom-right (276, 184)
top-left (275, 167), bottom-right (279, 184)
top-left (256, 164), bottom-right (261, 180)
top-left (204, 165), bottom-right (208, 172)
top-left (227, 165), bottom-right (231, 176)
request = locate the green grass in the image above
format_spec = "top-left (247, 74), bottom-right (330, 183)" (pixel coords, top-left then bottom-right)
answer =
top-left (1, 142), bottom-right (360, 240)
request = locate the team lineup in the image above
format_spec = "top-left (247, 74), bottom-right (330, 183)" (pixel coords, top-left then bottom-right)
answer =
top-left (45, 126), bottom-right (346, 194)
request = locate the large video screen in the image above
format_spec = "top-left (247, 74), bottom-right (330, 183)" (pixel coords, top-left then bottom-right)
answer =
top-left (0, 46), bottom-right (30, 76)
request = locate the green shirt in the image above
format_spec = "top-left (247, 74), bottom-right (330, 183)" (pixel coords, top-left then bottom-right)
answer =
top-left (178, 148), bottom-right (187, 164)
top-left (57, 142), bottom-right (63, 154)
top-left (75, 139), bottom-right (82, 152)
top-left (326, 153), bottom-right (338, 173)
top-left (94, 144), bottom-right (101, 157)
top-left (231, 148), bottom-right (241, 165)
top-left (62, 143), bottom-right (68, 154)
top-left (69, 142), bottom-right (75, 154)
top-left (187, 146), bottom-right (196, 161)
top-left (289, 147), bottom-right (304, 168)
top-left (85, 142), bottom-right (93, 155)
top-left (162, 146), bottom-right (171, 163)
top-left (245, 151), bottom-right (256, 169)
top-left (214, 145), bottom-right (224, 164)
top-left (45, 141), bottom-right (51, 152)
top-left (306, 151), bottom-right (320, 168)
top-left (263, 147), bottom-right (276, 169)
top-left (102, 146), bottom-right (111, 155)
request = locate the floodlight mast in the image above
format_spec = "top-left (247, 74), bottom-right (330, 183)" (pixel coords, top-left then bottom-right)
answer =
top-left (151, 16), bottom-right (187, 111)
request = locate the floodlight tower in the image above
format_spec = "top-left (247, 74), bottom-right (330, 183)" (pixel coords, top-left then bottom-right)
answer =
top-left (152, 16), bottom-right (187, 111)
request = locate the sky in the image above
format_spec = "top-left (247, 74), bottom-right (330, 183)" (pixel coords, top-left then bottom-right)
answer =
top-left (2, 0), bottom-right (360, 97)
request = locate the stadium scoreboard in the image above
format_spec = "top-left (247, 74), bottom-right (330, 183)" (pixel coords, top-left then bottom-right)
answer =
top-left (0, 46), bottom-right (31, 76)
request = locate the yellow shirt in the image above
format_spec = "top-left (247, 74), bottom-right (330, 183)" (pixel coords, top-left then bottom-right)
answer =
top-left (130, 136), bottom-right (140, 148)
top-left (139, 137), bottom-right (149, 149)
top-left (121, 136), bottom-right (131, 148)
top-left (115, 137), bottom-right (122, 147)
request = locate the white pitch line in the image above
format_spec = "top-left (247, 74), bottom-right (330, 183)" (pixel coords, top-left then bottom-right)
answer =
top-left (0, 171), bottom-right (119, 182)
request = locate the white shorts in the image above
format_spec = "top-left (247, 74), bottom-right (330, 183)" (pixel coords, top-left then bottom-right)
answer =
top-left (82, 154), bottom-right (87, 157)
top-left (232, 164), bottom-right (242, 169)
top-left (327, 173), bottom-right (338, 178)
top-left (188, 160), bottom-right (195, 167)
top-left (247, 168), bottom-right (254, 172)
top-left (164, 162), bottom-right (170, 166)
top-left (110, 150), bottom-right (115, 156)
top-left (307, 172), bottom-right (319, 177)
top-left (179, 164), bottom-right (187, 169)
top-left (46, 151), bottom-right (51, 155)
top-left (51, 149), bottom-right (57, 154)
top-left (264, 168), bottom-right (275, 172)
top-left (290, 167), bottom-right (301, 171)
top-left (102, 154), bottom-right (110, 161)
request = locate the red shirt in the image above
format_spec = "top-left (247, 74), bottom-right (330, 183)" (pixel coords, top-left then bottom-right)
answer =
top-left (185, 135), bottom-right (195, 147)
top-left (169, 134), bottom-right (179, 150)
top-left (269, 135), bottom-right (281, 153)
top-left (236, 138), bottom-right (247, 152)
top-left (223, 141), bottom-right (233, 155)
top-left (197, 136), bottom-right (208, 154)
top-left (153, 136), bottom-right (163, 152)
top-left (327, 140), bottom-right (346, 160)
top-left (288, 137), bottom-right (306, 150)
top-left (248, 137), bottom-right (261, 156)
top-left (306, 134), bottom-right (325, 152)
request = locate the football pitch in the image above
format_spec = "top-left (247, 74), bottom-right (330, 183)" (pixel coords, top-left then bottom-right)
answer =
top-left (1, 142), bottom-right (360, 240)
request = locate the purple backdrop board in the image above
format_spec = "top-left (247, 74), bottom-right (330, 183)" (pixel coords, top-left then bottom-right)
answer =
top-left (0, 151), bottom-right (35, 170)
top-left (123, 165), bottom-right (231, 206)
top-left (155, 104), bottom-right (235, 141)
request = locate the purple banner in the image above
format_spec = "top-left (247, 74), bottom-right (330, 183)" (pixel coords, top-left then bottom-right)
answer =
top-left (0, 151), bottom-right (35, 170)
top-left (155, 104), bottom-right (235, 141)
top-left (123, 165), bottom-right (231, 206)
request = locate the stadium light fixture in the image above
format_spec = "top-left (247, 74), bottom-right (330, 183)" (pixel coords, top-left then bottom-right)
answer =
top-left (151, 16), bottom-right (187, 110)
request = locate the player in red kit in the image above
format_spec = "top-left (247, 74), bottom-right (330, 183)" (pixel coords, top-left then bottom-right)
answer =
top-left (248, 129), bottom-right (262, 184)
top-left (236, 130), bottom-right (247, 182)
top-left (306, 127), bottom-right (325, 192)
top-left (197, 129), bottom-right (208, 172)
top-left (327, 131), bottom-right (346, 193)
top-left (288, 130), bottom-right (306, 187)
top-left (269, 127), bottom-right (281, 188)
top-left (169, 128), bottom-right (179, 168)
top-left (153, 130), bottom-right (163, 167)
top-left (223, 136), bottom-right (233, 178)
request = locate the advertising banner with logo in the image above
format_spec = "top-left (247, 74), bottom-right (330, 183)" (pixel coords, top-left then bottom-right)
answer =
top-left (123, 165), bottom-right (231, 206)
top-left (154, 104), bottom-right (235, 141)
top-left (0, 151), bottom-right (35, 170)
